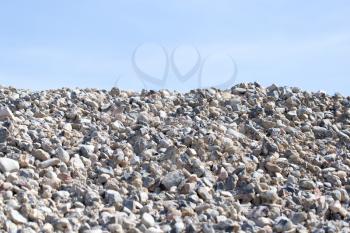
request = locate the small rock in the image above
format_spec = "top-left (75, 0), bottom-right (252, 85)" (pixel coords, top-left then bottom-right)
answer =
top-left (197, 187), bottom-right (212, 201)
top-left (218, 167), bottom-right (228, 181)
top-left (0, 158), bottom-right (19, 173)
top-left (63, 123), bottom-right (72, 131)
top-left (38, 158), bottom-right (60, 169)
top-left (181, 183), bottom-right (196, 194)
top-left (255, 217), bottom-right (272, 227)
top-left (80, 144), bottom-right (95, 156)
top-left (0, 127), bottom-right (9, 143)
top-left (273, 217), bottom-right (294, 232)
top-left (142, 213), bottom-right (155, 227)
top-left (161, 171), bottom-right (184, 190)
top-left (9, 209), bottom-right (27, 224)
top-left (265, 162), bottom-right (281, 173)
top-left (111, 121), bottom-right (124, 130)
top-left (0, 107), bottom-right (14, 120)
top-left (330, 201), bottom-right (348, 217)
top-left (312, 126), bottom-right (332, 139)
top-left (55, 218), bottom-right (72, 231)
top-left (105, 190), bottom-right (123, 205)
top-left (260, 191), bottom-right (279, 204)
top-left (33, 149), bottom-right (50, 161)
top-left (300, 180), bottom-right (316, 190)
top-left (70, 155), bottom-right (85, 170)
top-left (291, 212), bottom-right (307, 224)
top-left (56, 147), bottom-right (70, 164)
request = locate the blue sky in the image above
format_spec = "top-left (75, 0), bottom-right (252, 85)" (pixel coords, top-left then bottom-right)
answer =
top-left (0, 1), bottom-right (350, 94)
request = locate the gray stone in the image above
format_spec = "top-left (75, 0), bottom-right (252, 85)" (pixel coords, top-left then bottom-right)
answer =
top-left (300, 180), bottom-right (317, 190)
top-left (274, 217), bottom-right (294, 233)
top-left (56, 147), bottom-right (70, 164)
top-left (161, 171), bottom-right (184, 190)
top-left (312, 126), bottom-right (333, 139)
top-left (0, 127), bottom-right (9, 143)
top-left (80, 144), bottom-right (95, 156)
top-left (105, 190), bottom-right (123, 205)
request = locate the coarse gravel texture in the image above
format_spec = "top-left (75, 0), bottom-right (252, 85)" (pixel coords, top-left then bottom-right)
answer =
top-left (0, 83), bottom-right (350, 232)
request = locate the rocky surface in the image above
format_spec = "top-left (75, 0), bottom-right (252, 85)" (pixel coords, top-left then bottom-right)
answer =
top-left (0, 83), bottom-right (350, 232)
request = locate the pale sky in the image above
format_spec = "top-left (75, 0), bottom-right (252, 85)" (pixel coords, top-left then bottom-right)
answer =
top-left (0, 1), bottom-right (350, 94)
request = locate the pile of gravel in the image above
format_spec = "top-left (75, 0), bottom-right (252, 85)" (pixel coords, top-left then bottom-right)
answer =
top-left (0, 83), bottom-right (350, 233)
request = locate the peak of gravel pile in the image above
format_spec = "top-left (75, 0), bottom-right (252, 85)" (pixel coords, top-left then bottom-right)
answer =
top-left (0, 83), bottom-right (350, 233)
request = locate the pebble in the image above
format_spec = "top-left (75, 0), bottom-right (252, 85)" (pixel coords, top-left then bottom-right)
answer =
top-left (105, 190), bottom-right (123, 205)
top-left (33, 149), bottom-right (50, 161)
top-left (330, 201), bottom-right (348, 217)
top-left (197, 187), bottom-right (212, 201)
top-left (70, 155), bottom-right (85, 170)
top-left (141, 213), bottom-right (155, 227)
top-left (39, 158), bottom-right (60, 169)
top-left (0, 126), bottom-right (9, 143)
top-left (265, 162), bottom-right (281, 173)
top-left (299, 180), bottom-right (317, 190)
top-left (55, 218), bottom-right (71, 231)
top-left (9, 209), bottom-right (27, 224)
top-left (273, 217), bottom-right (294, 232)
top-left (161, 171), bottom-right (184, 190)
top-left (0, 158), bottom-right (19, 173)
top-left (56, 147), bottom-right (70, 164)
top-left (0, 107), bottom-right (14, 120)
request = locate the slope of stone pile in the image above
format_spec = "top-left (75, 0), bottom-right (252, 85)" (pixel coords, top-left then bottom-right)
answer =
top-left (0, 83), bottom-right (350, 232)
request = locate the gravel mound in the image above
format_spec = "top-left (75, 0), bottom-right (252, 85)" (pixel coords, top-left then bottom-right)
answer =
top-left (0, 83), bottom-right (350, 232)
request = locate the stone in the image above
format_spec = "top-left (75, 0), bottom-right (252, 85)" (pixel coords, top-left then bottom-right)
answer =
top-left (0, 126), bottom-right (9, 143)
top-left (105, 190), bottom-right (123, 205)
top-left (0, 107), bottom-right (14, 120)
top-left (56, 147), bottom-right (70, 164)
top-left (80, 144), bottom-right (95, 156)
top-left (330, 201), bottom-right (348, 217)
top-left (197, 187), bottom-right (212, 201)
top-left (9, 209), bottom-right (27, 224)
top-left (55, 218), bottom-right (72, 231)
top-left (312, 126), bottom-right (332, 139)
top-left (70, 155), bottom-right (85, 170)
top-left (161, 171), bottom-right (184, 190)
top-left (299, 180), bottom-right (316, 190)
top-left (260, 191), bottom-right (279, 204)
top-left (181, 183), bottom-right (196, 194)
top-left (265, 162), bottom-right (281, 173)
top-left (291, 212), bottom-right (307, 224)
top-left (0, 158), bottom-right (19, 173)
top-left (142, 213), bottom-right (155, 227)
top-left (273, 217), bottom-right (294, 232)
top-left (33, 149), bottom-right (50, 161)
top-left (38, 158), bottom-right (60, 169)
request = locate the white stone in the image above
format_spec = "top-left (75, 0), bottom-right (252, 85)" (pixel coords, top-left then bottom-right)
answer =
top-left (142, 213), bottom-right (155, 227)
top-left (0, 107), bottom-right (14, 121)
top-left (70, 155), bottom-right (85, 170)
top-left (9, 209), bottom-right (27, 224)
top-left (39, 158), bottom-right (60, 169)
top-left (0, 158), bottom-right (19, 173)
top-left (111, 121), bottom-right (124, 130)
top-left (63, 123), bottom-right (72, 131)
